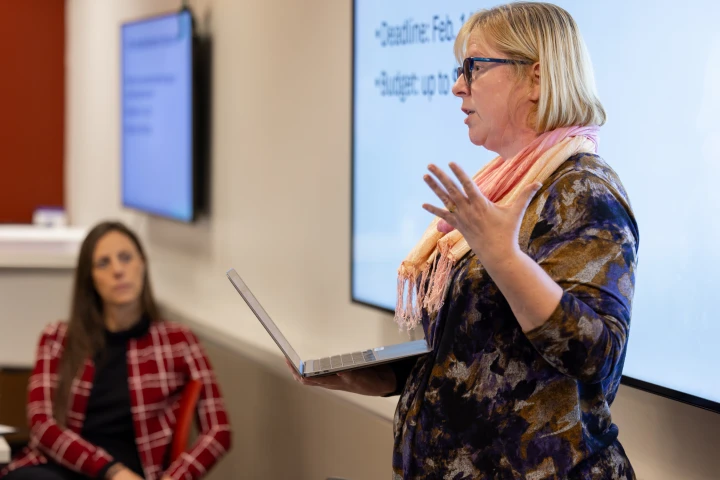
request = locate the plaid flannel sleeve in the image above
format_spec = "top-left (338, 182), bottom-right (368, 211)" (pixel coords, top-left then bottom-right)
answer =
top-left (163, 329), bottom-right (232, 479)
top-left (26, 323), bottom-right (114, 477)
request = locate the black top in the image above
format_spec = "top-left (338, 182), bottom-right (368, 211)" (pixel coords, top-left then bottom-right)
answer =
top-left (81, 316), bottom-right (150, 478)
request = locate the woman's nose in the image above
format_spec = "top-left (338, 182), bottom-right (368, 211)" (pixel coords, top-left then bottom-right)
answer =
top-left (452, 75), bottom-right (469, 97)
top-left (110, 259), bottom-right (125, 277)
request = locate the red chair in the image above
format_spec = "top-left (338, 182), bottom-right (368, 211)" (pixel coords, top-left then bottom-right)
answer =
top-left (169, 379), bottom-right (203, 463)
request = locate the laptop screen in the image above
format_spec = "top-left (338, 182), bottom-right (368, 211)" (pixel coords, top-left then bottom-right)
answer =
top-left (226, 269), bottom-right (304, 372)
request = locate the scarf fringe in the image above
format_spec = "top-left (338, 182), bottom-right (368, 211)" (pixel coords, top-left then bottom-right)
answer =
top-left (395, 246), bottom-right (456, 331)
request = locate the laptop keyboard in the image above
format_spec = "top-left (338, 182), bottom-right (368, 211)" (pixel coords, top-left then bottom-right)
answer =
top-left (313, 350), bottom-right (376, 373)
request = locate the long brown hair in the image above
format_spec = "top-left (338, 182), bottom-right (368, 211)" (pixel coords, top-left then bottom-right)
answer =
top-left (53, 221), bottom-right (160, 426)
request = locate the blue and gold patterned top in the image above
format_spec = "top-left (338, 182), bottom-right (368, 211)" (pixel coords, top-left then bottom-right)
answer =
top-left (391, 153), bottom-right (639, 479)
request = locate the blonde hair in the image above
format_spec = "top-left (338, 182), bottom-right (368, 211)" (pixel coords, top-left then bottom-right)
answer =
top-left (454, 2), bottom-right (606, 132)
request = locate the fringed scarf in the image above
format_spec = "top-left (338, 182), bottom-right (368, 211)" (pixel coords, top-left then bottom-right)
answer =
top-left (395, 125), bottom-right (600, 330)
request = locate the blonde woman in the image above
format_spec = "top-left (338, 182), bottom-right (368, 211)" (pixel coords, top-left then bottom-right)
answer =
top-left (290, 3), bottom-right (638, 478)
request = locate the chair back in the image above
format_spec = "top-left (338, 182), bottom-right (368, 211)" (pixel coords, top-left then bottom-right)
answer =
top-left (169, 379), bottom-right (203, 463)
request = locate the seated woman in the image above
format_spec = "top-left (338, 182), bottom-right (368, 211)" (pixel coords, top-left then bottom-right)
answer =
top-left (0, 221), bottom-right (231, 480)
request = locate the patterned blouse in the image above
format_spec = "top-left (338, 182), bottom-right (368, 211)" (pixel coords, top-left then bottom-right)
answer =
top-left (391, 153), bottom-right (639, 480)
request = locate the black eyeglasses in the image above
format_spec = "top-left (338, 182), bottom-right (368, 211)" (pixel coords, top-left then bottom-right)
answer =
top-left (455, 57), bottom-right (532, 86)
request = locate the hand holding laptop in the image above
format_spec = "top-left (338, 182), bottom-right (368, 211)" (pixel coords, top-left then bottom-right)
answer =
top-left (285, 358), bottom-right (397, 396)
top-left (226, 268), bottom-right (431, 378)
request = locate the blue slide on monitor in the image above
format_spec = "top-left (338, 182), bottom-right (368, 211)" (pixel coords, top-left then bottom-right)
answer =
top-left (352, 1), bottom-right (720, 411)
top-left (121, 10), bottom-right (194, 222)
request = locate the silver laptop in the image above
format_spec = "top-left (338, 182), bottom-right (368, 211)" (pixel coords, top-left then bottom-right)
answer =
top-left (226, 268), bottom-right (431, 377)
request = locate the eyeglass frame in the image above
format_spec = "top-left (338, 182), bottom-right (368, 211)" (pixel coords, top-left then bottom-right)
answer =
top-left (455, 57), bottom-right (533, 86)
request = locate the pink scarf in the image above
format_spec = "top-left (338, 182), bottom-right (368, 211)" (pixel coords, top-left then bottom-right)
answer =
top-left (396, 125), bottom-right (600, 330)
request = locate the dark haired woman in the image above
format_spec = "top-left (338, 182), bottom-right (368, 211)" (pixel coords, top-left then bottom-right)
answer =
top-left (1, 222), bottom-right (231, 480)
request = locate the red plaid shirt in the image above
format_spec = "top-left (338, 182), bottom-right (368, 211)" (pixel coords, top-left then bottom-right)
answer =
top-left (1, 320), bottom-right (231, 480)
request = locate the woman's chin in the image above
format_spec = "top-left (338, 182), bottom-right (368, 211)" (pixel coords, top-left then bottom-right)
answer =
top-left (467, 131), bottom-right (487, 147)
top-left (106, 295), bottom-right (142, 309)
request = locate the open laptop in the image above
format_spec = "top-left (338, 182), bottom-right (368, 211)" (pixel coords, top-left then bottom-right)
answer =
top-left (226, 268), bottom-right (431, 378)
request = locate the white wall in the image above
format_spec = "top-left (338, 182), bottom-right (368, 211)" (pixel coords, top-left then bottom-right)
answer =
top-left (65, 0), bottom-right (410, 418)
top-left (0, 269), bottom-right (73, 366)
top-left (65, 1), bottom-right (720, 479)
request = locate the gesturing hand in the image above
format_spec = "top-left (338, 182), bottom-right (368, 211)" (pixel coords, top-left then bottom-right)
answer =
top-left (422, 162), bottom-right (542, 266)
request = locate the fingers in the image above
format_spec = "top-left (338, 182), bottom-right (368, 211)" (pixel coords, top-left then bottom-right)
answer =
top-left (304, 376), bottom-right (349, 390)
top-left (285, 358), bottom-right (304, 383)
top-left (423, 174), bottom-right (456, 213)
top-left (427, 164), bottom-right (466, 207)
top-left (285, 358), bottom-right (349, 389)
top-left (448, 162), bottom-right (483, 202)
top-left (436, 219), bottom-right (456, 234)
top-left (422, 202), bottom-right (454, 223)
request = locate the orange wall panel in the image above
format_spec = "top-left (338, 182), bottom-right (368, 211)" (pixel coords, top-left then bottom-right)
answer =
top-left (0, 1), bottom-right (65, 224)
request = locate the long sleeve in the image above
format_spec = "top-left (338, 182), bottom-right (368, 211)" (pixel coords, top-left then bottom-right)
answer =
top-left (524, 167), bottom-right (639, 384)
top-left (26, 323), bottom-right (113, 477)
top-left (163, 330), bottom-right (232, 480)
top-left (383, 356), bottom-right (420, 397)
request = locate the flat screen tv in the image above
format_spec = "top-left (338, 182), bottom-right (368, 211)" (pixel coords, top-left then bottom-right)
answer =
top-left (121, 9), bottom-right (198, 222)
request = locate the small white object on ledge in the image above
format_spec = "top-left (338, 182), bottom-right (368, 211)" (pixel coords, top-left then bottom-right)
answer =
top-left (32, 206), bottom-right (68, 228)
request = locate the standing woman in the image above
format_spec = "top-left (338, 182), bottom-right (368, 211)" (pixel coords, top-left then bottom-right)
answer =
top-left (290, 3), bottom-right (638, 479)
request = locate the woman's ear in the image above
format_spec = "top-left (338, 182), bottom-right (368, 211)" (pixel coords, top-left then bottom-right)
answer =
top-left (529, 62), bottom-right (541, 102)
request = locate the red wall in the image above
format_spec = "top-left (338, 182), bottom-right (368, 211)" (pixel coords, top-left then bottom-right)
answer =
top-left (0, 1), bottom-right (65, 224)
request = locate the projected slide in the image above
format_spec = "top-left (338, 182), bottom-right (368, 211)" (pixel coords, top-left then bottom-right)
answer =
top-left (121, 11), bottom-right (193, 222)
top-left (352, 0), bottom-right (720, 407)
